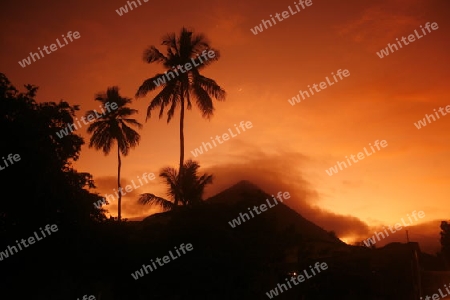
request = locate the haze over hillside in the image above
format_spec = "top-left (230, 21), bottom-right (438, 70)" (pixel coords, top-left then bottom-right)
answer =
top-left (207, 180), bottom-right (344, 244)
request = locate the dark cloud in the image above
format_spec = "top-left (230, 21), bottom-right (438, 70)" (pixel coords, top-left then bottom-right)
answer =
top-left (202, 150), bottom-right (371, 238)
top-left (202, 153), bottom-right (443, 253)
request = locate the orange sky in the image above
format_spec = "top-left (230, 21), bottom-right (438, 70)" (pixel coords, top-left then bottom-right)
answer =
top-left (1, 0), bottom-right (449, 253)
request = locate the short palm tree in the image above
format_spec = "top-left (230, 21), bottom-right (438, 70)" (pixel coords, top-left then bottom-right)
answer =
top-left (138, 160), bottom-right (213, 211)
top-left (86, 86), bottom-right (142, 221)
top-left (136, 27), bottom-right (225, 206)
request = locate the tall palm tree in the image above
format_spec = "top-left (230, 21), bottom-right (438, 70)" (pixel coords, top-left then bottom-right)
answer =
top-left (86, 86), bottom-right (142, 221)
top-left (136, 27), bottom-right (225, 206)
top-left (138, 159), bottom-right (213, 211)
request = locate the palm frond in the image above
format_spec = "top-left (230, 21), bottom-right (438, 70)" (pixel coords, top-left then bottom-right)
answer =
top-left (86, 86), bottom-right (141, 156)
top-left (193, 74), bottom-right (226, 101)
top-left (135, 73), bottom-right (168, 98)
top-left (118, 105), bottom-right (138, 114)
top-left (143, 46), bottom-right (168, 64)
top-left (192, 84), bottom-right (214, 118)
top-left (137, 28), bottom-right (226, 124)
top-left (123, 118), bottom-right (142, 129)
top-left (138, 193), bottom-right (174, 211)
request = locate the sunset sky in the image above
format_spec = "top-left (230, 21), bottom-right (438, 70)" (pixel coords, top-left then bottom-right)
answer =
top-left (1, 0), bottom-right (449, 253)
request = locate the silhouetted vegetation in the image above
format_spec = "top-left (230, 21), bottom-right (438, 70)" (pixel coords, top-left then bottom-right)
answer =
top-left (440, 220), bottom-right (450, 265)
top-left (138, 159), bottom-right (213, 210)
top-left (0, 24), bottom-right (447, 298)
top-left (85, 86), bottom-right (141, 221)
top-left (136, 27), bottom-right (226, 206)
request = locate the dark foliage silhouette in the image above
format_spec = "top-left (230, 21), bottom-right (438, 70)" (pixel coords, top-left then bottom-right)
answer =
top-left (138, 159), bottom-right (213, 210)
top-left (136, 27), bottom-right (226, 206)
top-left (85, 86), bottom-right (142, 221)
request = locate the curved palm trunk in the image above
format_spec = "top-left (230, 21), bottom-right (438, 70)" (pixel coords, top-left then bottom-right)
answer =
top-left (117, 144), bottom-right (122, 221)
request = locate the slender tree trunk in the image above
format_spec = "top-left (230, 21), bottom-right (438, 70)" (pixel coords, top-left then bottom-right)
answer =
top-left (176, 88), bottom-right (185, 207)
top-left (117, 144), bottom-right (122, 221)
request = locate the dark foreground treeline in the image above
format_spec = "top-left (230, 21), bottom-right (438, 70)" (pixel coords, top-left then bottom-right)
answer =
top-left (0, 73), bottom-right (443, 299)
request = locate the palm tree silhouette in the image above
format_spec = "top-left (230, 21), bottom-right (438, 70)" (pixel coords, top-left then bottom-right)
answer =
top-left (86, 86), bottom-right (142, 221)
top-left (136, 27), bottom-right (225, 206)
top-left (138, 159), bottom-right (213, 211)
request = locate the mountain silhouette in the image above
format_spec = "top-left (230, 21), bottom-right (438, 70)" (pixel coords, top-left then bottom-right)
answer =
top-left (133, 180), bottom-right (354, 298)
top-left (207, 180), bottom-right (343, 244)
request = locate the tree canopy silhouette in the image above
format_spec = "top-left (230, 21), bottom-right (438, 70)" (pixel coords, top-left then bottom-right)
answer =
top-left (138, 159), bottom-right (213, 211)
top-left (0, 73), bottom-right (106, 231)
